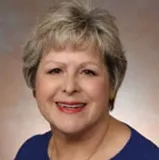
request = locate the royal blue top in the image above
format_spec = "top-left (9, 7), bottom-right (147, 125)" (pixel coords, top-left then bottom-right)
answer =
top-left (15, 126), bottom-right (159, 160)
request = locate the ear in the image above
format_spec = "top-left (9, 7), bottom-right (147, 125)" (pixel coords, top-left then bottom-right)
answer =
top-left (32, 90), bottom-right (36, 98)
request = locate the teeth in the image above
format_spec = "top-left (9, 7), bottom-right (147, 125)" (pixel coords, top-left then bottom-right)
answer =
top-left (57, 103), bottom-right (85, 108)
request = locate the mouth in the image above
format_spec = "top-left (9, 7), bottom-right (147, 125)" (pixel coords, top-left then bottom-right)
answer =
top-left (55, 102), bottom-right (86, 113)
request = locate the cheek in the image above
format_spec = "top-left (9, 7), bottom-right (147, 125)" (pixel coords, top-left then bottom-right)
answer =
top-left (83, 78), bottom-right (110, 101)
top-left (84, 79), bottom-right (110, 121)
top-left (35, 73), bottom-right (58, 100)
top-left (35, 75), bottom-right (48, 97)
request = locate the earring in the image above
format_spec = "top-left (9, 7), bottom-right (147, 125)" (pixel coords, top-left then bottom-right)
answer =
top-left (109, 91), bottom-right (114, 101)
top-left (109, 91), bottom-right (115, 110)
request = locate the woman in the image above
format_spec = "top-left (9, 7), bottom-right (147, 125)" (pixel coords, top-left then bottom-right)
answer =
top-left (15, 0), bottom-right (159, 159)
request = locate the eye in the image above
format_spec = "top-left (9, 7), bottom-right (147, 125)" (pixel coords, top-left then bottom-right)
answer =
top-left (81, 69), bottom-right (97, 76)
top-left (47, 68), bottom-right (62, 75)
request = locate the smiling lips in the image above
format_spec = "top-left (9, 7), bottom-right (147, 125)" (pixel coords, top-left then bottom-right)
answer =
top-left (56, 102), bottom-right (86, 113)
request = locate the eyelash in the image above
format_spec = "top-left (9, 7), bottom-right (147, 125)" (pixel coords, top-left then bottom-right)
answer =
top-left (81, 69), bottom-right (97, 76)
top-left (47, 68), bottom-right (97, 76)
top-left (47, 68), bottom-right (62, 74)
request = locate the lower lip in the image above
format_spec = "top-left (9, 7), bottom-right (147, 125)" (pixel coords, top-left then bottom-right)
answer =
top-left (57, 105), bottom-right (85, 114)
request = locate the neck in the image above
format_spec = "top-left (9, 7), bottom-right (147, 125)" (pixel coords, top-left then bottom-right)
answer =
top-left (49, 115), bottom-right (111, 160)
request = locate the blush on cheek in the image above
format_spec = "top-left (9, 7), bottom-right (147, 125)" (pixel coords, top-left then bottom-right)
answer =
top-left (87, 79), bottom-right (109, 95)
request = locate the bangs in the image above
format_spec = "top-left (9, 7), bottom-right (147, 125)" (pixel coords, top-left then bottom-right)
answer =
top-left (40, 24), bottom-right (101, 55)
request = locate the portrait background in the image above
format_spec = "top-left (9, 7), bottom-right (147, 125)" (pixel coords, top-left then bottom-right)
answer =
top-left (0, 0), bottom-right (159, 159)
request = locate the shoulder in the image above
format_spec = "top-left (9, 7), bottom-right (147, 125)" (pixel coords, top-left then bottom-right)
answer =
top-left (129, 127), bottom-right (159, 158)
top-left (113, 125), bottom-right (159, 160)
top-left (14, 131), bottom-right (51, 160)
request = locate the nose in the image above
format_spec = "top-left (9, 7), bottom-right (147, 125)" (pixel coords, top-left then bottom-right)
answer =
top-left (62, 74), bottom-right (80, 95)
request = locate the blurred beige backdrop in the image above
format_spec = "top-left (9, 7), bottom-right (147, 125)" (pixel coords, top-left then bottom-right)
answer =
top-left (0, 0), bottom-right (159, 159)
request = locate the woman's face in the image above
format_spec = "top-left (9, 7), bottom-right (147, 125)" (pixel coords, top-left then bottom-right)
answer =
top-left (35, 46), bottom-right (110, 134)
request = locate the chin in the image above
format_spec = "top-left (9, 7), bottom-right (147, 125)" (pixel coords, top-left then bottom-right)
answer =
top-left (51, 120), bottom-right (88, 136)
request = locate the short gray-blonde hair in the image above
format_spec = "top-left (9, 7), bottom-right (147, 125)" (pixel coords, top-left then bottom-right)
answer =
top-left (23, 0), bottom-right (127, 110)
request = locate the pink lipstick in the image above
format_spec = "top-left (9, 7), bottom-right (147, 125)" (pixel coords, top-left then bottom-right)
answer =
top-left (56, 102), bottom-right (86, 113)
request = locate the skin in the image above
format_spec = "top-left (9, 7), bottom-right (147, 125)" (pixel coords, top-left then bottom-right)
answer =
top-left (35, 46), bottom-right (110, 134)
top-left (34, 46), bottom-right (131, 160)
